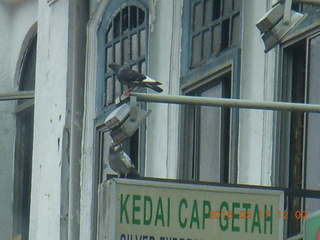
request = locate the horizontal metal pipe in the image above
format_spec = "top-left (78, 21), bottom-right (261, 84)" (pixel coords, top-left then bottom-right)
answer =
top-left (0, 91), bottom-right (35, 101)
top-left (130, 92), bottom-right (320, 113)
top-left (279, 0), bottom-right (320, 5)
top-left (292, 0), bottom-right (320, 5)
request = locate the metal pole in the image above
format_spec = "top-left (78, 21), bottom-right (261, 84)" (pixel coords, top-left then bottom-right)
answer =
top-left (130, 92), bottom-right (320, 113)
top-left (0, 91), bottom-right (34, 101)
top-left (280, 0), bottom-right (320, 5)
top-left (284, 0), bottom-right (293, 25)
top-left (292, 0), bottom-right (320, 5)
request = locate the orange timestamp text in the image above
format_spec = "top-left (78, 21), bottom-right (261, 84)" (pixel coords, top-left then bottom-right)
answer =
top-left (208, 210), bottom-right (308, 219)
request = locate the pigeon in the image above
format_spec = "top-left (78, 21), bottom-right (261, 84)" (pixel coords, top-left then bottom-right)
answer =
top-left (108, 63), bottom-right (163, 94)
top-left (108, 144), bottom-right (140, 178)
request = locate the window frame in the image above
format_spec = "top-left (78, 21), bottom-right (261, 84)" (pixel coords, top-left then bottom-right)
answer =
top-left (181, 70), bottom-right (231, 182)
top-left (181, 0), bottom-right (242, 79)
top-left (275, 26), bottom-right (320, 238)
top-left (88, 1), bottom-right (150, 239)
top-left (12, 31), bottom-right (37, 240)
top-left (179, 58), bottom-right (240, 184)
top-left (96, 0), bottom-right (149, 109)
top-left (180, 0), bottom-right (242, 184)
top-left (95, 0), bottom-right (149, 181)
top-left (103, 4), bottom-right (148, 106)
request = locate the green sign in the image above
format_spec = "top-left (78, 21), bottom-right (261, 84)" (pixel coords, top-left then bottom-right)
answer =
top-left (305, 210), bottom-right (320, 240)
top-left (98, 179), bottom-right (284, 240)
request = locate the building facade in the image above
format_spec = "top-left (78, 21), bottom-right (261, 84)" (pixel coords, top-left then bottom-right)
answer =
top-left (0, 0), bottom-right (320, 239)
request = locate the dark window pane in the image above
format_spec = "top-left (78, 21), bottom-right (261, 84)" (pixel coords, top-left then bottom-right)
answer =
top-left (129, 129), bottom-right (140, 168)
top-left (193, 2), bottom-right (203, 31)
top-left (221, 18), bottom-right (230, 50)
top-left (203, 29), bottom-right (211, 59)
top-left (232, 14), bottom-right (240, 45)
top-left (138, 8), bottom-right (145, 25)
top-left (15, 109), bottom-right (34, 240)
top-left (113, 13), bottom-right (120, 38)
top-left (130, 6), bottom-right (138, 29)
top-left (287, 197), bottom-right (302, 236)
top-left (213, 0), bottom-right (222, 21)
top-left (192, 34), bottom-right (202, 66)
top-left (122, 7), bottom-right (129, 33)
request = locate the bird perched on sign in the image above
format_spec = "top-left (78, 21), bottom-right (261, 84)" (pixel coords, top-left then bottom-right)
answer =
top-left (108, 144), bottom-right (140, 178)
top-left (109, 63), bottom-right (163, 95)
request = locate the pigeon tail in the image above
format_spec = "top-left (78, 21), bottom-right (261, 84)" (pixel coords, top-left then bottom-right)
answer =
top-left (125, 168), bottom-right (141, 179)
top-left (141, 76), bottom-right (162, 85)
top-left (145, 84), bottom-right (163, 93)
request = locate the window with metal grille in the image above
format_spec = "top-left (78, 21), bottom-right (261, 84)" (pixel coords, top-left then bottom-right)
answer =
top-left (104, 5), bottom-right (147, 105)
top-left (189, 0), bottom-right (241, 68)
top-left (95, 1), bottom-right (149, 184)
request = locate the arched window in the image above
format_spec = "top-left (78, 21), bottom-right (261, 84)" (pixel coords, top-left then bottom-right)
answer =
top-left (104, 4), bottom-right (148, 105)
top-left (96, 0), bottom-right (148, 183)
top-left (13, 33), bottom-right (36, 240)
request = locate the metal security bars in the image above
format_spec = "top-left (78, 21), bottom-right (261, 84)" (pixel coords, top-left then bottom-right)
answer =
top-left (104, 4), bottom-right (147, 105)
top-left (189, 0), bottom-right (241, 68)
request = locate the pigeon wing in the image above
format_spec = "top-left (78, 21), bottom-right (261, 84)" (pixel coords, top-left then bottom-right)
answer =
top-left (119, 151), bottom-right (135, 169)
top-left (108, 149), bottom-right (122, 176)
top-left (118, 66), bottom-right (146, 84)
top-left (119, 151), bottom-right (140, 178)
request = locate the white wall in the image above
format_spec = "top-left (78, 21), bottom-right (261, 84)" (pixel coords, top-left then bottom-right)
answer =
top-left (238, 0), bottom-right (276, 185)
top-left (146, 0), bottom-right (182, 178)
top-left (29, 1), bottom-right (69, 239)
